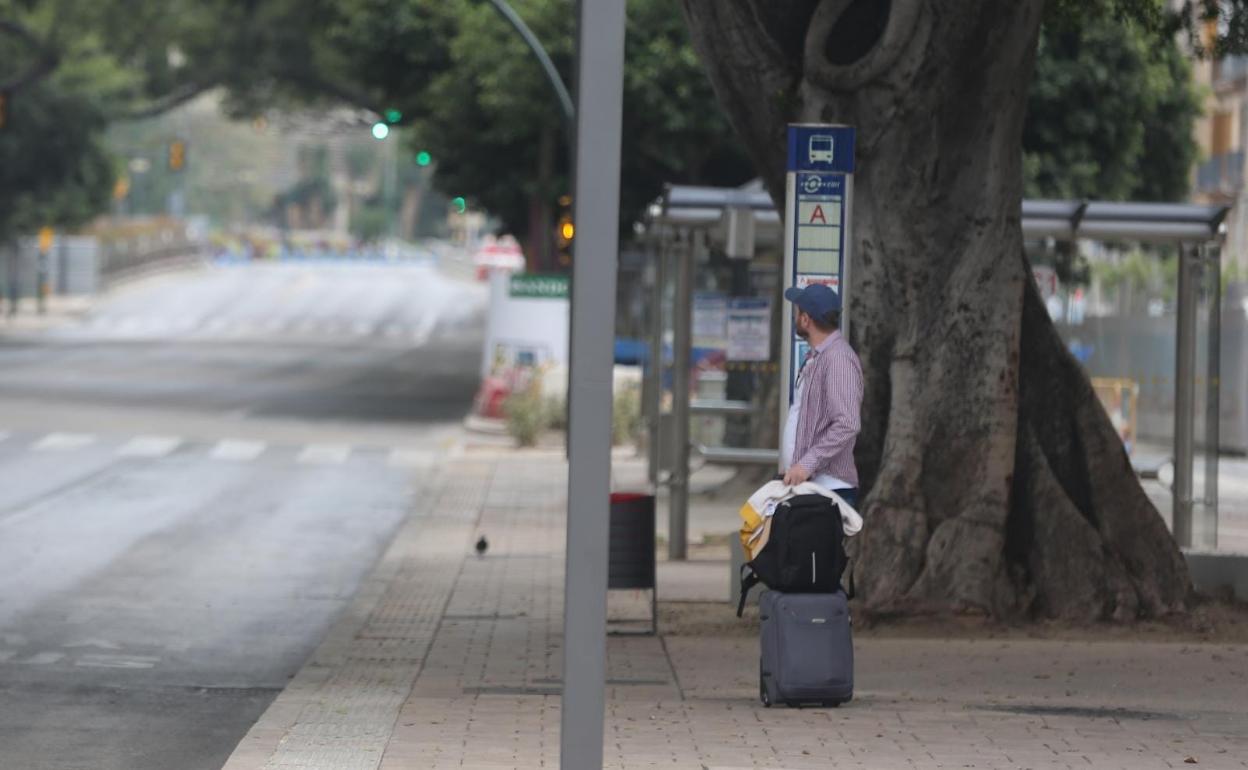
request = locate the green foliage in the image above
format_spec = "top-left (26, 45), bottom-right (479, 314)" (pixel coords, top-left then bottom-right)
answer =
top-left (0, 78), bottom-right (113, 240)
top-left (198, 0), bottom-right (753, 241)
top-left (544, 394), bottom-right (568, 431)
top-left (273, 177), bottom-right (338, 227)
top-left (1024, 13), bottom-right (1200, 201)
top-left (612, 382), bottom-right (643, 448)
top-left (1049, 0), bottom-right (1248, 59)
top-left (2, 0), bottom-right (1230, 248)
top-left (1088, 248), bottom-right (1179, 314)
top-left (350, 203), bottom-right (389, 241)
top-left (504, 378), bottom-right (546, 447)
top-left (395, 0), bottom-right (753, 239)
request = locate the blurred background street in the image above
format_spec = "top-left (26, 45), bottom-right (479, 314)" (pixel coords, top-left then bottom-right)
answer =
top-left (0, 256), bottom-right (484, 770)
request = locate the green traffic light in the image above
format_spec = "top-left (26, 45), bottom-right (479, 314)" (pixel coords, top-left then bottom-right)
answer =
top-left (371, 122), bottom-right (389, 140)
top-left (384, 108), bottom-right (402, 124)
top-left (452, 196), bottom-right (466, 214)
top-left (416, 151), bottom-right (432, 167)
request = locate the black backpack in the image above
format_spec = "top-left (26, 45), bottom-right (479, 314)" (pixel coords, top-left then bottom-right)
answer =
top-left (737, 493), bottom-right (849, 617)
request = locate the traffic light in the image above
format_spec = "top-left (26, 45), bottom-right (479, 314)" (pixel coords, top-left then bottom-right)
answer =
top-left (555, 195), bottom-right (573, 266)
top-left (416, 150), bottom-right (432, 167)
top-left (451, 196), bottom-right (467, 214)
top-left (168, 139), bottom-right (187, 172)
top-left (371, 122), bottom-right (389, 140)
top-left (384, 108), bottom-right (402, 124)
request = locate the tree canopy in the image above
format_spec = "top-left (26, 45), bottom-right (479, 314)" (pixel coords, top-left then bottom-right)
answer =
top-left (1024, 10), bottom-right (1201, 201)
top-left (0, 0), bottom-right (1238, 249)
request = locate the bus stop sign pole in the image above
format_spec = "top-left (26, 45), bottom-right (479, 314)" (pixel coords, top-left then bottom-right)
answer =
top-left (779, 125), bottom-right (856, 461)
top-left (560, 0), bottom-right (624, 768)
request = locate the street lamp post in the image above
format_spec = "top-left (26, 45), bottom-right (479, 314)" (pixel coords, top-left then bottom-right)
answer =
top-left (560, 0), bottom-right (624, 768)
top-left (482, 0), bottom-right (574, 133)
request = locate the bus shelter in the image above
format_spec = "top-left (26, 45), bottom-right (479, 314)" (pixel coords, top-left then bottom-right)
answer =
top-left (644, 185), bottom-right (1232, 556)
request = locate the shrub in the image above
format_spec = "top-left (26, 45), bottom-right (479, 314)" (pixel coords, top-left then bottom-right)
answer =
top-left (504, 379), bottom-right (546, 447)
top-left (612, 382), bottom-right (643, 447)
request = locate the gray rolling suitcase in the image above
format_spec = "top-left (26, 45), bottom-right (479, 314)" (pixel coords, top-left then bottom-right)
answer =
top-left (759, 590), bottom-right (853, 707)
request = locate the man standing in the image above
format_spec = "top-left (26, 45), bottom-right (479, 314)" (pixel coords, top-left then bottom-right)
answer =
top-left (780, 284), bottom-right (864, 507)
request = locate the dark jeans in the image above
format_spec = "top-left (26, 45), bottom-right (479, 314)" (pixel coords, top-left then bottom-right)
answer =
top-left (833, 488), bottom-right (859, 508)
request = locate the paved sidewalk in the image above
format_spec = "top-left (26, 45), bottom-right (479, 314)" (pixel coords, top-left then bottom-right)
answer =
top-left (0, 295), bottom-right (94, 335)
top-left (223, 449), bottom-right (1248, 770)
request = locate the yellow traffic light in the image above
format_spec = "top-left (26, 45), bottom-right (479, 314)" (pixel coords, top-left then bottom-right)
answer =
top-left (559, 218), bottom-right (574, 242)
top-left (38, 227), bottom-right (54, 253)
top-left (168, 140), bottom-right (186, 172)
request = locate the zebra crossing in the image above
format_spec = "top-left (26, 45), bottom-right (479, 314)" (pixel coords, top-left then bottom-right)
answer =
top-left (0, 428), bottom-right (438, 469)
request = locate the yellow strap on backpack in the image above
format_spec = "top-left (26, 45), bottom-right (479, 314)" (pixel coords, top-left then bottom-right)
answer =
top-left (738, 500), bottom-right (772, 561)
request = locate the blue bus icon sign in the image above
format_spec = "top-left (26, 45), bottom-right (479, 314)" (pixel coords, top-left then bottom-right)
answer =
top-left (809, 135), bottom-right (834, 163)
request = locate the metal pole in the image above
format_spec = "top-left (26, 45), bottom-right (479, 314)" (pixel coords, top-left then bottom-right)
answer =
top-left (647, 236), bottom-right (666, 486)
top-left (669, 231), bottom-right (692, 560)
top-left (383, 134), bottom-right (398, 240)
top-left (560, 0), bottom-right (623, 766)
top-left (778, 174), bottom-right (797, 471)
top-left (1173, 243), bottom-right (1198, 547)
top-left (1204, 242), bottom-right (1222, 548)
top-left (6, 241), bottom-right (18, 317)
top-left (56, 237), bottom-right (68, 294)
top-left (483, 0), bottom-right (575, 131)
top-left (36, 246), bottom-right (48, 315)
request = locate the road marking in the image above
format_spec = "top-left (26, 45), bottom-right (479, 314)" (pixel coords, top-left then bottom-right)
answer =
top-left (118, 435), bottom-right (183, 458)
top-left (297, 444), bottom-right (351, 465)
top-left (20, 652), bottom-right (65, 665)
top-left (388, 449), bottom-right (435, 469)
top-left (210, 440), bottom-right (266, 461)
top-left (412, 310), bottom-right (438, 346)
top-left (75, 653), bottom-right (160, 670)
top-left (63, 638), bottom-right (121, 650)
top-left (34, 433), bottom-right (97, 451)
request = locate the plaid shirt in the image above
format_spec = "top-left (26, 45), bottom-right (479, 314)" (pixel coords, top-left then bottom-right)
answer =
top-left (793, 331), bottom-right (863, 486)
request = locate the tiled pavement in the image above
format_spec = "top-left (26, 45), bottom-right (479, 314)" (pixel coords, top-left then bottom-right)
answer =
top-left (223, 450), bottom-right (1248, 769)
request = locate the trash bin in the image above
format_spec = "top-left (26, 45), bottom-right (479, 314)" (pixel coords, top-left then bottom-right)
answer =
top-left (608, 492), bottom-right (656, 634)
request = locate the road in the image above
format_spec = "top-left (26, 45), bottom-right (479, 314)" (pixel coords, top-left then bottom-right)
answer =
top-left (0, 258), bottom-right (486, 770)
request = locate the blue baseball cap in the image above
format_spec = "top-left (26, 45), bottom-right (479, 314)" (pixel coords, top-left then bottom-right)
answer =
top-left (784, 283), bottom-right (841, 318)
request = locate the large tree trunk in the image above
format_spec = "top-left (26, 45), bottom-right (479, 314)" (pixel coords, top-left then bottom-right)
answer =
top-left (681, 0), bottom-right (1191, 619)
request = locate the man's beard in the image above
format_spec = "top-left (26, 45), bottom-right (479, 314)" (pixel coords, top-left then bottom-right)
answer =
top-left (795, 324), bottom-right (809, 340)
